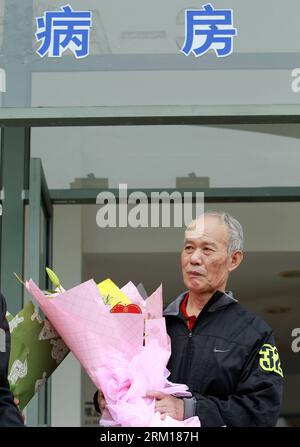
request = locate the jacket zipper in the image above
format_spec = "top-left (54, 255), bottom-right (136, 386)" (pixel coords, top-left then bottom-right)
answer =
top-left (186, 330), bottom-right (193, 372)
top-left (186, 308), bottom-right (210, 369)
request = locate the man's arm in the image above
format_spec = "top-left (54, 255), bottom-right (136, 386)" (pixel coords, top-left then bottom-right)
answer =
top-left (0, 294), bottom-right (25, 427)
top-left (184, 331), bottom-right (283, 427)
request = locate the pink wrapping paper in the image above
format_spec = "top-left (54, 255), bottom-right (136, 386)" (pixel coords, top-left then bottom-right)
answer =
top-left (27, 279), bottom-right (200, 427)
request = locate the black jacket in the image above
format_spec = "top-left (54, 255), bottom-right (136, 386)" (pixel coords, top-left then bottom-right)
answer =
top-left (164, 290), bottom-right (283, 427)
top-left (0, 293), bottom-right (24, 426)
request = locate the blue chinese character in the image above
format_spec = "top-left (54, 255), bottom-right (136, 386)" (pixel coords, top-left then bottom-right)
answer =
top-left (36, 4), bottom-right (92, 58)
top-left (181, 3), bottom-right (237, 58)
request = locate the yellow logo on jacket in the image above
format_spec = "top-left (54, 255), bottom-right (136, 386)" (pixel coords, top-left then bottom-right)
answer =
top-left (259, 344), bottom-right (283, 377)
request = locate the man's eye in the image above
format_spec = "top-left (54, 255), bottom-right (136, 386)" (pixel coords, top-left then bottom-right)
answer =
top-left (185, 246), bottom-right (193, 251)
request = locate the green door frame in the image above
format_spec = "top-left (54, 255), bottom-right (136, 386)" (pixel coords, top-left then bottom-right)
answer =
top-left (1, 104), bottom-right (300, 126)
top-left (46, 187), bottom-right (300, 204)
top-left (27, 158), bottom-right (53, 427)
top-left (0, 128), bottom-right (30, 315)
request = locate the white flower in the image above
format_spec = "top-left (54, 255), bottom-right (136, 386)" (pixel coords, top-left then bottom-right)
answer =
top-left (50, 338), bottom-right (68, 364)
top-left (9, 315), bottom-right (24, 333)
top-left (38, 320), bottom-right (58, 340)
top-left (8, 359), bottom-right (28, 385)
top-left (31, 309), bottom-right (43, 323)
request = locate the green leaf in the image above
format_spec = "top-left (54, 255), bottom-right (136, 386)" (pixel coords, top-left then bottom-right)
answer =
top-left (45, 267), bottom-right (60, 289)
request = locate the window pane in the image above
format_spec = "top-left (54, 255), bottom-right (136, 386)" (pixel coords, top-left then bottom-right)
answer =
top-left (31, 124), bottom-right (300, 189)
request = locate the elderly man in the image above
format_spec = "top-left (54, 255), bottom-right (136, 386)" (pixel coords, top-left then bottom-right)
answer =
top-left (95, 211), bottom-right (283, 426)
top-left (0, 293), bottom-right (24, 426)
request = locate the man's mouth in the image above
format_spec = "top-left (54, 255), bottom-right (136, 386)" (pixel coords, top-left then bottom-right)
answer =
top-left (187, 271), bottom-right (204, 277)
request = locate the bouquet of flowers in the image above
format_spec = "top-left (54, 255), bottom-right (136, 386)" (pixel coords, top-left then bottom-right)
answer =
top-left (25, 270), bottom-right (200, 427)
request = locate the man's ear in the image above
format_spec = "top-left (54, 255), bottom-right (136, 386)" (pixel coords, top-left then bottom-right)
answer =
top-left (228, 250), bottom-right (244, 272)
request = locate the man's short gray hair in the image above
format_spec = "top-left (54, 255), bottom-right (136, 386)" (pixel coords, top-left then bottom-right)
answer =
top-left (187, 211), bottom-right (244, 254)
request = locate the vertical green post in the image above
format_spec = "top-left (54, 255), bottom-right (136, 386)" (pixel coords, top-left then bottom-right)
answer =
top-left (27, 158), bottom-right (53, 427)
top-left (0, 127), bottom-right (30, 314)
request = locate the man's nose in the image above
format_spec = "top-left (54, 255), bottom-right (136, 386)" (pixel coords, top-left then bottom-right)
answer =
top-left (190, 249), bottom-right (203, 264)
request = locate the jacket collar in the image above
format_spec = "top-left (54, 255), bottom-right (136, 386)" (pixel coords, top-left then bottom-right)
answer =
top-left (163, 289), bottom-right (237, 316)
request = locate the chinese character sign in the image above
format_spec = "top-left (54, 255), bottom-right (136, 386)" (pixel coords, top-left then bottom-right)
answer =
top-left (36, 4), bottom-right (92, 58)
top-left (181, 3), bottom-right (237, 58)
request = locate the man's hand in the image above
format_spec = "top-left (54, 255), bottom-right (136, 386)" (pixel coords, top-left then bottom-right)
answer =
top-left (97, 390), bottom-right (106, 415)
top-left (147, 391), bottom-right (184, 421)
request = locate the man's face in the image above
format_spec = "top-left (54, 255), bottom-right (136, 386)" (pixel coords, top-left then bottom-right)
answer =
top-left (181, 215), bottom-right (240, 295)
